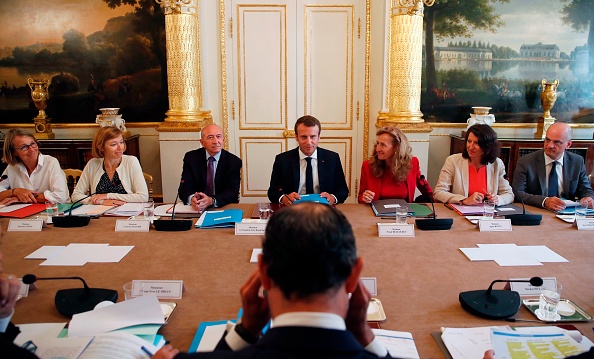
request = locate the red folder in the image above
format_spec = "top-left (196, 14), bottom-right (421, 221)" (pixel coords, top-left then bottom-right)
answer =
top-left (0, 203), bottom-right (46, 218)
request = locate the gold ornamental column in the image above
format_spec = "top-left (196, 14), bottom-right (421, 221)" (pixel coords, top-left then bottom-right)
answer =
top-left (377, 0), bottom-right (433, 131)
top-left (156, 0), bottom-right (212, 131)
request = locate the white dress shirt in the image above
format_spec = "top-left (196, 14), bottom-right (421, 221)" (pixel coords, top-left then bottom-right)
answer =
top-left (0, 154), bottom-right (68, 204)
top-left (298, 149), bottom-right (320, 195)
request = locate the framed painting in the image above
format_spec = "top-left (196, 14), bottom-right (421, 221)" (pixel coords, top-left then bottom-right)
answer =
top-left (422, 0), bottom-right (594, 124)
top-left (0, 0), bottom-right (168, 124)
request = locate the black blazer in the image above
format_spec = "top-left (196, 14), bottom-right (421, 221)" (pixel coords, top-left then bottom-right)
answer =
top-left (179, 148), bottom-right (242, 207)
top-left (512, 149), bottom-right (594, 208)
top-left (267, 147), bottom-right (349, 204)
top-left (0, 322), bottom-right (39, 359)
top-left (175, 326), bottom-right (390, 358)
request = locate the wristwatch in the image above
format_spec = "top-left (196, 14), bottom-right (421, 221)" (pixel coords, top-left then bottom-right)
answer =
top-left (234, 319), bottom-right (259, 344)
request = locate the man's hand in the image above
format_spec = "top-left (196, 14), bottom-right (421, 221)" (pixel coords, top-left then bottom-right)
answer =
top-left (483, 349), bottom-right (495, 359)
top-left (12, 188), bottom-right (37, 203)
top-left (191, 192), bottom-right (214, 212)
top-left (152, 344), bottom-right (179, 359)
top-left (580, 196), bottom-right (594, 209)
top-left (345, 280), bottom-right (374, 347)
top-left (281, 192), bottom-right (300, 206)
top-left (320, 192), bottom-right (336, 205)
top-left (239, 270), bottom-right (270, 337)
top-left (0, 273), bottom-right (21, 319)
top-left (544, 197), bottom-right (566, 211)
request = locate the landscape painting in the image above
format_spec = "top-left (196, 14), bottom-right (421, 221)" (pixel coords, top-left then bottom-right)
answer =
top-left (0, 0), bottom-right (168, 123)
top-left (421, 0), bottom-right (594, 123)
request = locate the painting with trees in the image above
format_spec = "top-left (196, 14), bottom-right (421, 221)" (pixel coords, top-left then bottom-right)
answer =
top-left (0, 0), bottom-right (167, 123)
top-left (422, 0), bottom-right (594, 123)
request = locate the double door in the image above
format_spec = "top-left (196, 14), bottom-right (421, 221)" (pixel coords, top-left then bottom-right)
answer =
top-left (226, 0), bottom-right (365, 201)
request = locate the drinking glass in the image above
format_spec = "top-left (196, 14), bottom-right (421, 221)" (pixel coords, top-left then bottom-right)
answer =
top-left (536, 283), bottom-right (562, 321)
top-left (483, 200), bottom-right (495, 219)
top-left (259, 202), bottom-right (271, 221)
top-left (396, 206), bottom-right (408, 225)
top-left (124, 282), bottom-right (144, 300)
top-left (45, 201), bottom-right (59, 223)
top-left (143, 201), bottom-right (154, 222)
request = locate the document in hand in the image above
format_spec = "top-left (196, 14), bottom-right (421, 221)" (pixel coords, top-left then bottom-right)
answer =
top-left (292, 194), bottom-right (329, 204)
top-left (195, 209), bottom-right (243, 228)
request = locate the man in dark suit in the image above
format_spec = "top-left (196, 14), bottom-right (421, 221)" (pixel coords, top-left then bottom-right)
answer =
top-left (267, 115), bottom-right (349, 205)
top-left (179, 124), bottom-right (242, 211)
top-left (512, 122), bottom-right (594, 211)
top-left (154, 203), bottom-right (389, 359)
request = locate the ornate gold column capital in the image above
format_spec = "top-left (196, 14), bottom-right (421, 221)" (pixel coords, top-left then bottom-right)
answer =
top-left (376, 120), bottom-right (432, 133)
top-left (156, 0), bottom-right (198, 15)
top-left (390, 0), bottom-right (434, 16)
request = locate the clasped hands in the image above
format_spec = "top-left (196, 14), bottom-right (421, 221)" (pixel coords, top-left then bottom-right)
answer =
top-left (191, 192), bottom-right (214, 212)
top-left (7, 188), bottom-right (40, 203)
top-left (281, 192), bottom-right (336, 206)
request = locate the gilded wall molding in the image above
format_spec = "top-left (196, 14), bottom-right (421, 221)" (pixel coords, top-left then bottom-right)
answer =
top-left (363, 0), bottom-right (371, 158)
top-left (219, 0), bottom-right (230, 149)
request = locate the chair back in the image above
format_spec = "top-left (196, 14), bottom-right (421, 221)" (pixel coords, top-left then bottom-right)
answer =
top-left (63, 169), bottom-right (83, 194)
top-left (143, 172), bottom-right (154, 201)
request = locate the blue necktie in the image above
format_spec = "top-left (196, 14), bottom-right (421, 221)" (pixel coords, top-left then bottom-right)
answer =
top-left (205, 157), bottom-right (215, 197)
top-left (548, 161), bottom-right (558, 197)
top-left (305, 157), bottom-right (314, 194)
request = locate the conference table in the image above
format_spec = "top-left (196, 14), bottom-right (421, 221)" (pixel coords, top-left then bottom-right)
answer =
top-left (2, 203), bottom-right (593, 358)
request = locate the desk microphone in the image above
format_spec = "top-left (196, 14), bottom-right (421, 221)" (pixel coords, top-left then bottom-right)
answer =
top-left (154, 178), bottom-right (192, 231)
top-left (505, 195), bottom-right (542, 226)
top-left (22, 274), bottom-right (118, 317)
top-left (52, 192), bottom-right (94, 228)
top-left (459, 277), bottom-right (543, 319)
top-left (415, 176), bottom-right (453, 230)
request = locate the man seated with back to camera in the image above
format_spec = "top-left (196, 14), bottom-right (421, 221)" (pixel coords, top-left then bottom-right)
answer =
top-left (154, 202), bottom-right (390, 358)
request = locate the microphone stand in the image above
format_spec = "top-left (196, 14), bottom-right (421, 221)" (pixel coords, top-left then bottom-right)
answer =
top-left (153, 179), bottom-right (193, 231)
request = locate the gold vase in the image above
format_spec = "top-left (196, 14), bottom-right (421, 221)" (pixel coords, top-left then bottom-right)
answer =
top-left (540, 79), bottom-right (559, 119)
top-left (27, 78), bottom-right (55, 139)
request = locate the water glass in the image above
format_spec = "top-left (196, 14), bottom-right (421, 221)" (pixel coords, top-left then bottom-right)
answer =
top-left (123, 282), bottom-right (144, 301)
top-left (396, 206), bottom-right (408, 225)
top-left (259, 202), bottom-right (271, 221)
top-left (536, 283), bottom-right (562, 321)
top-left (574, 204), bottom-right (587, 220)
top-left (45, 201), bottom-right (59, 223)
top-left (143, 201), bottom-right (154, 222)
top-left (483, 200), bottom-right (495, 219)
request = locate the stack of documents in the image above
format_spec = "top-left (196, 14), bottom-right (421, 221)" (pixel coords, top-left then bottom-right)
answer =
top-left (104, 203), bottom-right (144, 217)
top-left (26, 243), bottom-right (134, 266)
top-left (67, 204), bottom-right (114, 216)
top-left (459, 244), bottom-right (568, 266)
top-left (195, 209), bottom-right (243, 228)
top-left (371, 199), bottom-right (433, 217)
top-left (0, 203), bottom-right (46, 218)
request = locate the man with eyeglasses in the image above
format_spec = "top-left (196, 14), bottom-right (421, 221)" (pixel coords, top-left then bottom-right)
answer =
top-left (179, 124), bottom-right (242, 212)
top-left (0, 129), bottom-right (68, 205)
top-left (512, 122), bottom-right (594, 210)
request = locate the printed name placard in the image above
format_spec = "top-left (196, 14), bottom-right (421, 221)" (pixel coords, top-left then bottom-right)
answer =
top-left (19, 279), bottom-right (29, 298)
top-left (576, 218), bottom-right (594, 230)
top-left (511, 277), bottom-right (556, 296)
top-left (235, 221), bottom-right (267, 235)
top-left (8, 219), bottom-right (44, 231)
top-left (377, 223), bottom-right (415, 237)
top-left (361, 277), bottom-right (378, 296)
top-left (115, 219), bottom-right (150, 232)
top-left (478, 219), bottom-right (512, 232)
top-left (133, 280), bottom-right (184, 299)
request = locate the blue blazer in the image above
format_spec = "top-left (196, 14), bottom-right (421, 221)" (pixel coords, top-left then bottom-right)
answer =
top-left (512, 149), bottom-right (594, 208)
top-left (179, 148), bottom-right (242, 207)
top-left (175, 326), bottom-right (390, 358)
top-left (267, 147), bottom-right (349, 204)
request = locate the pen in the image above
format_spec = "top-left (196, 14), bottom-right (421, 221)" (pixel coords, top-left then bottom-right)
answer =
top-left (505, 318), bottom-right (541, 323)
top-left (141, 346), bottom-right (154, 357)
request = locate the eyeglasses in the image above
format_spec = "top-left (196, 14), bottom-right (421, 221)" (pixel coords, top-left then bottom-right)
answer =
top-left (544, 138), bottom-right (565, 146)
top-left (13, 142), bottom-right (38, 152)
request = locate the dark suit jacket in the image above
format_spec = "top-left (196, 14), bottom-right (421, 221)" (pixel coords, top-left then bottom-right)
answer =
top-left (267, 147), bottom-right (349, 204)
top-left (175, 326), bottom-right (389, 358)
top-left (179, 148), bottom-right (242, 207)
top-left (0, 322), bottom-right (39, 359)
top-left (512, 149), bottom-right (594, 208)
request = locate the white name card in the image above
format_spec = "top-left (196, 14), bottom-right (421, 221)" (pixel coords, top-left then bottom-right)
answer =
top-left (8, 219), bottom-right (43, 231)
top-left (511, 277), bottom-right (557, 297)
top-left (235, 221), bottom-right (267, 235)
top-left (133, 280), bottom-right (184, 299)
top-left (115, 220), bottom-right (150, 232)
top-left (377, 223), bottom-right (415, 237)
top-left (361, 277), bottom-right (378, 296)
top-left (478, 219), bottom-right (512, 232)
top-left (250, 248), bottom-right (262, 263)
top-left (19, 279), bottom-right (29, 298)
top-left (576, 218), bottom-right (594, 230)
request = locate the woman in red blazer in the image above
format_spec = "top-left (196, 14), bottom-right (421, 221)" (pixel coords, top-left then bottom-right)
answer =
top-left (358, 126), bottom-right (433, 204)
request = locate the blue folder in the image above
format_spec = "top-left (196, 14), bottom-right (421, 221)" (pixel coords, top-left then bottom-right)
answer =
top-left (195, 209), bottom-right (243, 228)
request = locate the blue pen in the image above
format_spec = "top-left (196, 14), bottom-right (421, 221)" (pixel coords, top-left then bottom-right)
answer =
top-left (141, 346), bottom-right (154, 357)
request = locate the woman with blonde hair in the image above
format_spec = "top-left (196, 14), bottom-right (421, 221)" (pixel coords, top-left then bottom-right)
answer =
top-left (71, 126), bottom-right (148, 205)
top-left (358, 126), bottom-right (433, 204)
top-left (0, 129), bottom-right (68, 204)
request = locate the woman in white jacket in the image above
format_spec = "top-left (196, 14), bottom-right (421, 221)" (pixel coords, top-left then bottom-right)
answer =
top-left (71, 126), bottom-right (148, 205)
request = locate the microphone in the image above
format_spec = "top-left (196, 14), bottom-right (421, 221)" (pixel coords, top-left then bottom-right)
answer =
top-left (459, 277), bottom-right (544, 319)
top-left (505, 195), bottom-right (542, 226)
top-left (23, 274), bottom-right (118, 317)
top-left (52, 192), bottom-right (94, 227)
top-left (154, 178), bottom-right (193, 231)
top-left (415, 176), bottom-right (453, 230)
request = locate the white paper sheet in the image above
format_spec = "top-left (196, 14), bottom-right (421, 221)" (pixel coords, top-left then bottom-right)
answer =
top-left (459, 247), bottom-right (494, 261)
top-left (520, 245), bottom-right (569, 263)
top-left (490, 328), bottom-right (586, 359)
top-left (40, 243), bottom-right (109, 266)
top-left (25, 246), bottom-right (66, 259)
top-left (373, 329), bottom-right (420, 359)
top-left (441, 326), bottom-right (508, 359)
top-left (14, 322), bottom-right (67, 346)
top-left (250, 248), bottom-right (262, 263)
top-left (68, 295), bottom-right (165, 337)
top-left (0, 203), bottom-right (30, 213)
top-left (197, 324), bottom-right (227, 352)
top-left (104, 203), bottom-right (144, 216)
